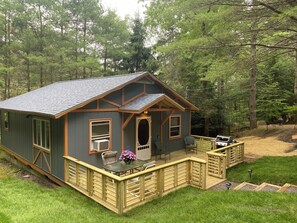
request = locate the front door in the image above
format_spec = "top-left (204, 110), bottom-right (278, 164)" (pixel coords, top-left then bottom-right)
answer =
top-left (136, 116), bottom-right (151, 160)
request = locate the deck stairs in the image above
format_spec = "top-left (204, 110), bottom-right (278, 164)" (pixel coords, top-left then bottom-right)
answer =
top-left (233, 182), bottom-right (297, 193)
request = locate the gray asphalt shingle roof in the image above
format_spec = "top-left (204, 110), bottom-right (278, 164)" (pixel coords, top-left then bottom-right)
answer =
top-left (0, 72), bottom-right (146, 118)
top-left (119, 94), bottom-right (185, 113)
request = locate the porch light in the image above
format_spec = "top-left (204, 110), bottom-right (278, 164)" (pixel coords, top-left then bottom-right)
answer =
top-left (226, 182), bottom-right (232, 190)
top-left (248, 169), bottom-right (253, 179)
top-left (143, 111), bottom-right (148, 115)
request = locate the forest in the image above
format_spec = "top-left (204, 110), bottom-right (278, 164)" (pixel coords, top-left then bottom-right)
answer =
top-left (0, 0), bottom-right (297, 136)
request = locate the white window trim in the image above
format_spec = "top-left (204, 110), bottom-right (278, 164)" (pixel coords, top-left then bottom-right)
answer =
top-left (3, 112), bottom-right (9, 131)
top-left (33, 118), bottom-right (51, 151)
top-left (89, 118), bottom-right (112, 153)
top-left (169, 114), bottom-right (181, 139)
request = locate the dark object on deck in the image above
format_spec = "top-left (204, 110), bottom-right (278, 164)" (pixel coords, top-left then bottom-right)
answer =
top-left (154, 141), bottom-right (171, 162)
top-left (215, 135), bottom-right (235, 148)
top-left (184, 136), bottom-right (198, 154)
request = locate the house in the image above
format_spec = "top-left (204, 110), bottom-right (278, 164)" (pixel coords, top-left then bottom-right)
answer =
top-left (0, 71), bottom-right (198, 185)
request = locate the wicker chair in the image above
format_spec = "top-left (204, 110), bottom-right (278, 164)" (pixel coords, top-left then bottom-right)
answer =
top-left (154, 141), bottom-right (171, 162)
top-left (101, 151), bottom-right (118, 165)
top-left (184, 136), bottom-right (197, 154)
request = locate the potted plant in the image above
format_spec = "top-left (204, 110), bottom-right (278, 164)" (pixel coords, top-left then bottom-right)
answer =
top-left (119, 148), bottom-right (137, 164)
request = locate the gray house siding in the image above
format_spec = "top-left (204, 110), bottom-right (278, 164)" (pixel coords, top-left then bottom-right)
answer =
top-left (124, 83), bottom-right (144, 101)
top-left (0, 111), bottom-right (65, 181)
top-left (51, 118), bottom-right (65, 180)
top-left (68, 112), bottom-right (122, 167)
top-left (105, 90), bottom-right (122, 105)
top-left (1, 112), bottom-right (32, 161)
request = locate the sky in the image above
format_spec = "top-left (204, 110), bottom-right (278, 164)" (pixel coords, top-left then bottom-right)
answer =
top-left (101, 0), bottom-right (146, 19)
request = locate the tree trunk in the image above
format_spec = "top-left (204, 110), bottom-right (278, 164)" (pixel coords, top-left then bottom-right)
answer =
top-left (249, 31), bottom-right (258, 129)
top-left (294, 50), bottom-right (297, 102)
top-left (26, 52), bottom-right (31, 92)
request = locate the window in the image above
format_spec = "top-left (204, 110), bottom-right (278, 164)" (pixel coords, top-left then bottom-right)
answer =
top-left (33, 118), bottom-right (51, 150)
top-left (3, 112), bottom-right (9, 131)
top-left (90, 119), bottom-right (111, 152)
top-left (169, 115), bottom-right (181, 138)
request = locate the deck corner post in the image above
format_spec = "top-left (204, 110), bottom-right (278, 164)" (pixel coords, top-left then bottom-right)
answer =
top-left (117, 181), bottom-right (125, 215)
top-left (157, 169), bottom-right (164, 197)
top-left (64, 158), bottom-right (69, 182)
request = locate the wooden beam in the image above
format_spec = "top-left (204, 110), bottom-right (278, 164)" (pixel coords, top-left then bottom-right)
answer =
top-left (148, 108), bottom-right (172, 112)
top-left (122, 113), bottom-right (134, 129)
top-left (121, 113), bottom-right (134, 151)
top-left (161, 110), bottom-right (174, 127)
top-left (122, 91), bottom-right (145, 105)
top-left (72, 108), bottom-right (119, 113)
top-left (160, 110), bottom-right (174, 144)
top-left (100, 98), bottom-right (121, 107)
top-left (64, 114), bottom-right (69, 156)
top-left (33, 149), bottom-right (41, 164)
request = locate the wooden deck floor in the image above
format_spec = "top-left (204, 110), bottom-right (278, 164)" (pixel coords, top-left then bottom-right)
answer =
top-left (153, 149), bottom-right (225, 189)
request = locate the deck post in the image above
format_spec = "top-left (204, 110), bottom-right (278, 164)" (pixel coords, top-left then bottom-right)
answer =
top-left (64, 159), bottom-right (69, 182)
top-left (202, 162), bottom-right (207, 189)
top-left (157, 169), bottom-right (164, 197)
top-left (117, 181), bottom-right (124, 215)
top-left (222, 156), bottom-right (227, 179)
top-left (87, 169), bottom-right (94, 196)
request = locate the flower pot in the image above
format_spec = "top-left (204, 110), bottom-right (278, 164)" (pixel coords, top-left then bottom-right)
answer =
top-left (124, 159), bottom-right (131, 165)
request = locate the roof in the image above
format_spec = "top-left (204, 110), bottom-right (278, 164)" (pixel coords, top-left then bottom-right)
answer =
top-left (0, 72), bottom-right (198, 118)
top-left (119, 94), bottom-right (185, 113)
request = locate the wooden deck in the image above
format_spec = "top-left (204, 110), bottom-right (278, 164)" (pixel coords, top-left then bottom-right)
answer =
top-left (153, 149), bottom-right (225, 189)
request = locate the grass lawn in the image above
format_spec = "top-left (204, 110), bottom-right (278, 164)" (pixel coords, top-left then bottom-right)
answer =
top-left (1, 175), bottom-right (297, 223)
top-left (227, 156), bottom-right (297, 185)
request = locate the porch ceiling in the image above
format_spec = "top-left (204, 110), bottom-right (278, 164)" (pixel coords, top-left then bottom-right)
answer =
top-left (119, 93), bottom-right (185, 113)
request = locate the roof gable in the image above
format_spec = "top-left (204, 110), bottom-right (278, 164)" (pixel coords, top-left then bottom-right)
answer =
top-left (0, 72), bottom-right (198, 118)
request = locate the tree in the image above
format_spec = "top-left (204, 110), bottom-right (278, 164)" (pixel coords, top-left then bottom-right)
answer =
top-left (123, 16), bottom-right (157, 73)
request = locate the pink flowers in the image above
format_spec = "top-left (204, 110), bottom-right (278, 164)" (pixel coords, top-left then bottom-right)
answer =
top-left (119, 149), bottom-right (137, 162)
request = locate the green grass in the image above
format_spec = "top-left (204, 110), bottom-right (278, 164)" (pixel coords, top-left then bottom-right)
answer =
top-left (227, 156), bottom-right (297, 185)
top-left (0, 176), bottom-right (297, 223)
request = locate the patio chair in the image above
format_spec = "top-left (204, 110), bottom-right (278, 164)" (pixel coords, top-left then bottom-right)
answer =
top-left (154, 141), bottom-right (171, 162)
top-left (101, 151), bottom-right (118, 165)
top-left (184, 136), bottom-right (197, 154)
top-left (143, 160), bottom-right (156, 170)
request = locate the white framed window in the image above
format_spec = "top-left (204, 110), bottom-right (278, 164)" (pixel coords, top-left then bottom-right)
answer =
top-left (169, 115), bottom-right (181, 139)
top-left (3, 112), bottom-right (9, 131)
top-left (89, 119), bottom-right (111, 152)
top-left (33, 118), bottom-right (51, 150)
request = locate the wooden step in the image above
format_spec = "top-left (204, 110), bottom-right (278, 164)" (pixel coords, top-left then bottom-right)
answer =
top-left (254, 182), bottom-right (281, 192)
top-left (278, 183), bottom-right (297, 193)
top-left (233, 182), bottom-right (258, 191)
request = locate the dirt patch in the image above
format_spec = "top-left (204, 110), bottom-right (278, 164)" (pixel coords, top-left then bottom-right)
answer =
top-left (0, 158), bottom-right (58, 189)
top-left (238, 125), bottom-right (297, 160)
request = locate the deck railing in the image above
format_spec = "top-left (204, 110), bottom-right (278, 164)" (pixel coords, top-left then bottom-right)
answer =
top-left (191, 135), bottom-right (216, 152)
top-left (206, 142), bottom-right (245, 178)
top-left (64, 156), bottom-right (206, 215)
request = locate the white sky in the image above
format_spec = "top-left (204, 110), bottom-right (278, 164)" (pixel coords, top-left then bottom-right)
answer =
top-left (101, 0), bottom-right (146, 19)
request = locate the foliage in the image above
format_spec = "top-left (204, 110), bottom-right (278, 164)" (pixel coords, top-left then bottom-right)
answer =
top-left (0, 0), bottom-right (155, 99)
top-left (227, 156), bottom-right (297, 185)
top-left (144, 0), bottom-right (297, 133)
